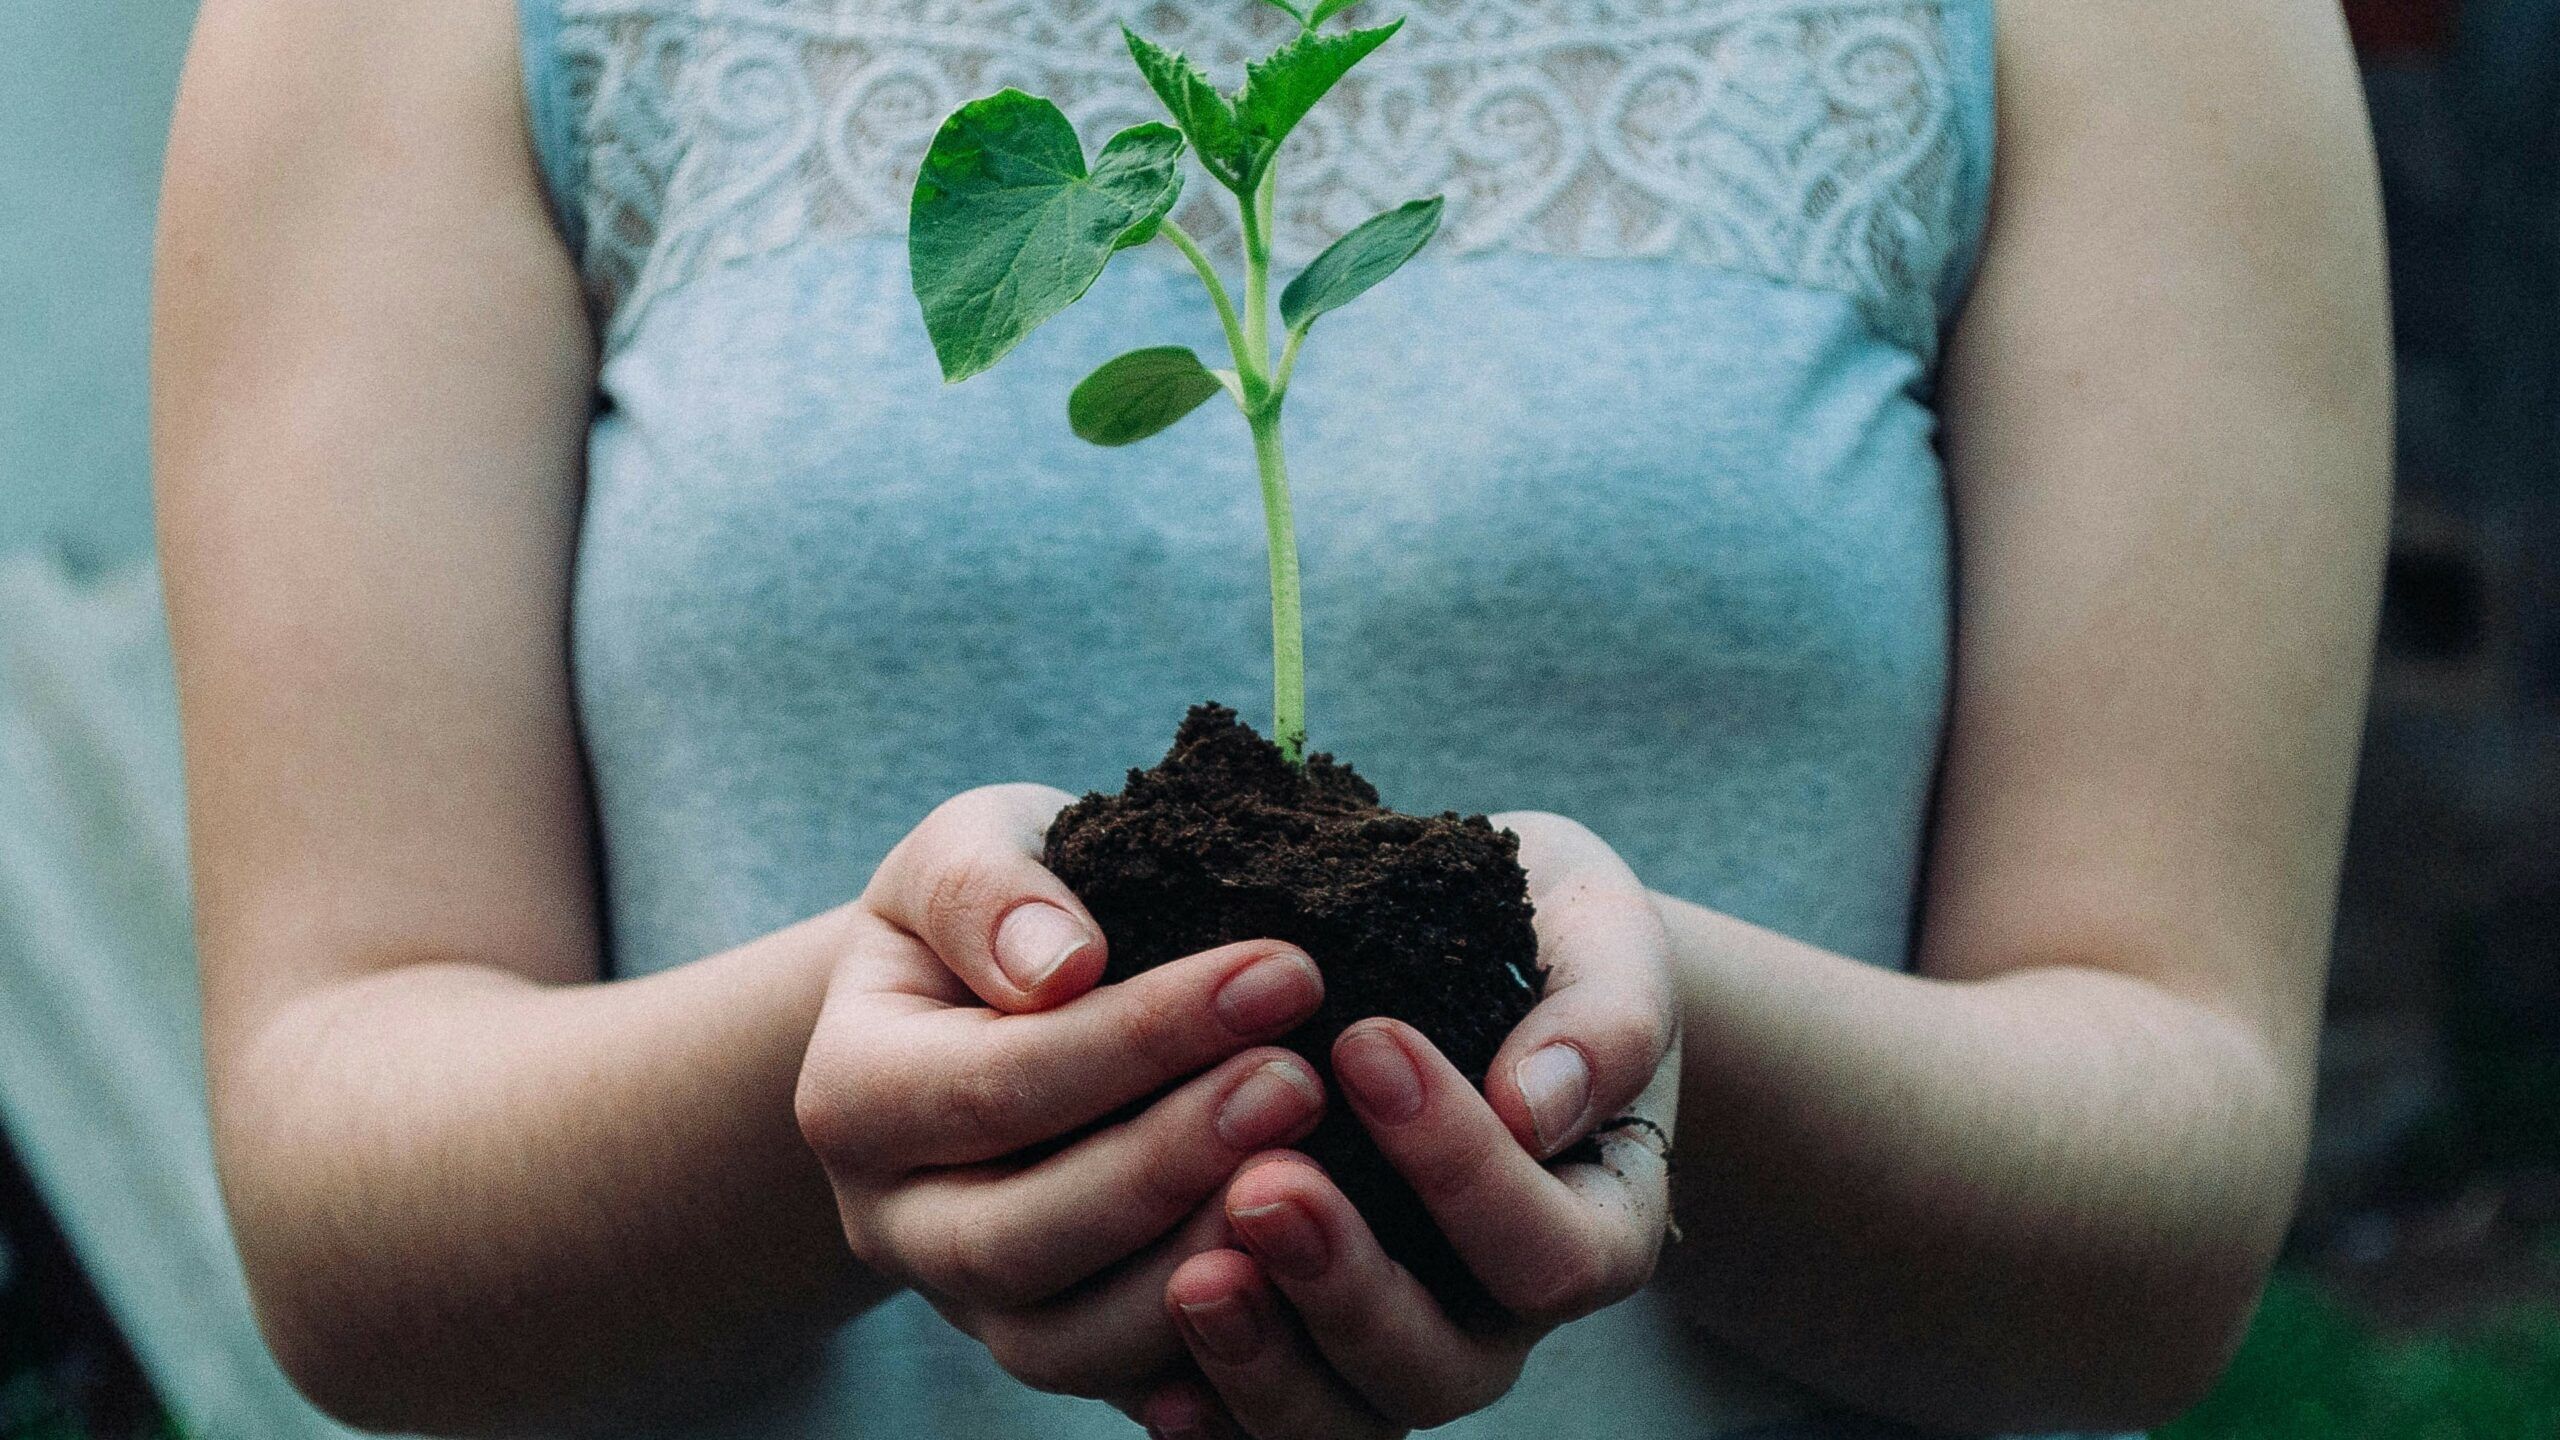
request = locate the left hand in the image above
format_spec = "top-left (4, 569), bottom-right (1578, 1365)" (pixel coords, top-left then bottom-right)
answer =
top-left (1135, 811), bottom-right (1683, 1439)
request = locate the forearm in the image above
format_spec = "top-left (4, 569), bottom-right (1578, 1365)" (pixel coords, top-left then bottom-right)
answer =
top-left (211, 906), bottom-right (887, 1436)
top-left (1649, 892), bottom-right (2307, 1432)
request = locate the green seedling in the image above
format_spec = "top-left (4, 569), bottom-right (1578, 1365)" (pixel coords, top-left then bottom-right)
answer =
top-left (908, 0), bottom-right (1442, 765)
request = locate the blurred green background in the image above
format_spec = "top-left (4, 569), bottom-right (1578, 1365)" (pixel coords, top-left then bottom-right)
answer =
top-left (2, 0), bottom-right (2554, 1437)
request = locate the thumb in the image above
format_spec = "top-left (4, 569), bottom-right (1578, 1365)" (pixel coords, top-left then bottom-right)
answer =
top-left (1482, 812), bottom-right (1680, 1160)
top-left (864, 783), bottom-right (1109, 1012)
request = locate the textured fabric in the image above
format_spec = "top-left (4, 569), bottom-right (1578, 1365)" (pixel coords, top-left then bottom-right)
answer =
top-left (528, 0), bottom-right (1995, 1434)
top-left (542, 0), bottom-right (1989, 360)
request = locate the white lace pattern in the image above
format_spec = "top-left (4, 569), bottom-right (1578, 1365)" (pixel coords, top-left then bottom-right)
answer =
top-left (551, 0), bottom-right (1978, 357)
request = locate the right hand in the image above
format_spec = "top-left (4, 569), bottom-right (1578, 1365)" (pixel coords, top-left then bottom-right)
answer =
top-left (794, 784), bottom-right (1332, 1411)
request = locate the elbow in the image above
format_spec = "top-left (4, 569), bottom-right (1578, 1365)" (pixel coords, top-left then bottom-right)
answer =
top-left (215, 1122), bottom-right (496, 1435)
top-left (245, 1256), bottom-right (583, 1440)
top-left (2077, 1258), bottom-right (2272, 1432)
top-left (254, 1295), bottom-right (415, 1437)
top-left (1931, 1242), bottom-right (2278, 1434)
top-left (210, 1090), bottom-right (408, 1432)
top-left (224, 1185), bottom-right (435, 1435)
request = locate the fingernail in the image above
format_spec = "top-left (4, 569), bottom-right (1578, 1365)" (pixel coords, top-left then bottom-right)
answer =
top-left (1216, 1061), bottom-right (1323, 1149)
top-left (1177, 1292), bottom-right (1262, 1364)
top-left (1517, 1043), bottom-right (1592, 1156)
top-left (994, 902), bottom-right (1089, 992)
top-left (1231, 1198), bottom-right (1329, 1281)
top-left (1213, 950), bottom-right (1321, 1035)
top-left (1334, 1026), bottom-right (1425, 1124)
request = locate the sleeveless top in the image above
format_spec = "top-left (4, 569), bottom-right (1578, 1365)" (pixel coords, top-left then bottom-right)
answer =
top-left (517, 0), bottom-right (1994, 1434)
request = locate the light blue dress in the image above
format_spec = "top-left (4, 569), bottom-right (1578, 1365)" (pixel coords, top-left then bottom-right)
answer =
top-left (521, 0), bottom-right (2008, 1433)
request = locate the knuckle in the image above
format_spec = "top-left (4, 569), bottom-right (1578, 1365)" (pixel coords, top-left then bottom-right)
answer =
top-left (1433, 1352), bottom-right (1527, 1425)
top-left (1500, 1243), bottom-right (1611, 1325)
top-left (1341, 1410), bottom-right (1408, 1440)
top-left (823, 1192), bottom-right (902, 1275)
top-left (922, 856), bottom-right (998, 947)
top-left (1252, 1410), bottom-right (1332, 1440)
top-left (1320, 1291), bottom-right (1389, 1353)
top-left (871, 798), bottom-right (972, 906)
top-left (1120, 986), bottom-right (1210, 1084)
top-left (975, 780), bottom-right (1072, 819)
top-left (979, 1318), bottom-right (1103, 1397)
top-left (926, 785), bottom-right (1010, 834)
top-left (1393, 1386), bottom-right (1480, 1433)
top-left (923, 1217), bottom-right (1040, 1308)
top-left (1399, 1135), bottom-right (1499, 1209)
top-left (792, 1059), bottom-right (874, 1168)
top-left (1497, 809), bottom-right (1593, 848)
top-left (1591, 996), bottom-right (1674, 1073)
top-left (1125, 1134), bottom-right (1212, 1223)
top-left (941, 1047), bottom-right (1035, 1141)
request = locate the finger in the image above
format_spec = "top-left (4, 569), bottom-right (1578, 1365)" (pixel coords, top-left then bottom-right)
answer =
top-left (1224, 1156), bottom-right (1526, 1429)
top-left (1137, 1379), bottom-right (1243, 1440)
top-left (1166, 1250), bottom-right (1404, 1440)
top-left (878, 1050), bottom-right (1324, 1306)
top-left (803, 937), bottom-right (1323, 1167)
top-left (964, 1200), bottom-right (1235, 1399)
top-left (1479, 815), bottom-right (1679, 1159)
top-left (1333, 1019), bottom-right (1670, 1326)
top-left (865, 783), bottom-right (1106, 1011)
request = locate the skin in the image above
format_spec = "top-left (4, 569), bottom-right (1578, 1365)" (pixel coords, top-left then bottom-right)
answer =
top-left (154, 0), bottom-right (2387, 1436)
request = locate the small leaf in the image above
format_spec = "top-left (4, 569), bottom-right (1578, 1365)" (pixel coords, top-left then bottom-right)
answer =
top-left (1279, 195), bottom-right (1443, 331)
top-left (909, 92), bottom-right (1187, 382)
top-left (1254, 0), bottom-right (1309, 22)
top-left (1068, 346), bottom-right (1226, 445)
top-left (1307, 0), bottom-right (1363, 27)
top-left (1124, 28), bottom-right (1252, 190)
top-left (1234, 21), bottom-right (1401, 178)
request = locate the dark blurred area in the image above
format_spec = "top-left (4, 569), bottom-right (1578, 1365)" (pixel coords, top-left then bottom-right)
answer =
top-left (2300, 0), bottom-right (2560, 1314)
top-left (3, 1), bottom-right (2557, 1436)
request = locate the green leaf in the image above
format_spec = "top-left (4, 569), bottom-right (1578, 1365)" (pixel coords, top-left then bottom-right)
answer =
top-left (1068, 346), bottom-right (1225, 445)
top-left (1279, 195), bottom-right (1443, 331)
top-left (1307, 0), bottom-right (1363, 27)
top-left (1254, 0), bottom-right (1309, 22)
top-left (909, 92), bottom-right (1187, 382)
top-left (1123, 28), bottom-right (1253, 191)
top-left (1234, 21), bottom-right (1401, 178)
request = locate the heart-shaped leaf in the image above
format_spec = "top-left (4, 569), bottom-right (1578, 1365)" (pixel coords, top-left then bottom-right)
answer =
top-left (1124, 28), bottom-right (1252, 191)
top-left (1279, 195), bottom-right (1443, 331)
top-left (910, 91), bottom-right (1187, 382)
top-left (1068, 346), bottom-right (1226, 445)
top-left (1235, 21), bottom-right (1401, 180)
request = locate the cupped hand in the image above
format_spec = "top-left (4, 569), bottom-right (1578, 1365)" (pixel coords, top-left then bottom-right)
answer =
top-left (793, 784), bottom-right (1334, 1409)
top-left (1140, 811), bottom-right (1683, 1439)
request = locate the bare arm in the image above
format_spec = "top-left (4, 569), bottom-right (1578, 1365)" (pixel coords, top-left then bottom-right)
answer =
top-left (1649, 1), bottom-right (2389, 1428)
top-left (155, 0), bottom-right (876, 1427)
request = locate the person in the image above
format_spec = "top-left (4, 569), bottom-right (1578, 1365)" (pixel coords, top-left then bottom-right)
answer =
top-left (150, 0), bottom-right (2389, 1434)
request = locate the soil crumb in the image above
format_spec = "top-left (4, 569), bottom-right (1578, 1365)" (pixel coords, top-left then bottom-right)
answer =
top-left (1046, 703), bottom-right (1541, 1311)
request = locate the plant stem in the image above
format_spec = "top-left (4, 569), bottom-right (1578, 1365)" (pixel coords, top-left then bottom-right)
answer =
top-left (1158, 218), bottom-right (1249, 371)
top-left (1240, 185), bottom-right (1273, 374)
top-left (1167, 169), bottom-right (1308, 764)
top-left (1240, 165), bottom-right (1306, 761)
top-left (1248, 403), bottom-right (1307, 763)
top-left (1273, 324), bottom-right (1306, 392)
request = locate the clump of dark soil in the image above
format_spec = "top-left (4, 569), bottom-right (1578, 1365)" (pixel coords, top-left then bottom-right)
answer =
top-left (1045, 703), bottom-right (1541, 1311)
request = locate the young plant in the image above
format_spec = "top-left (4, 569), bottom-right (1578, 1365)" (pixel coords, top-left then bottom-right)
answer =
top-left (907, 0), bottom-right (1442, 765)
